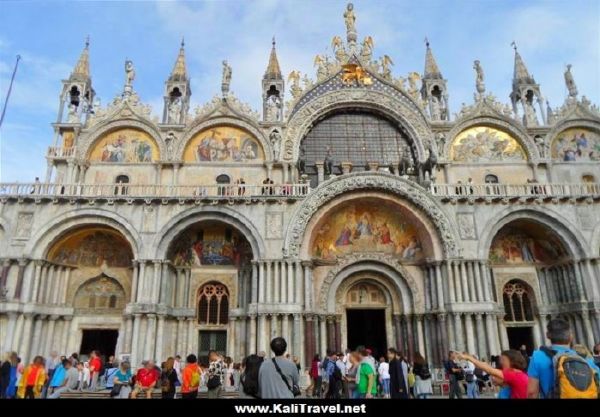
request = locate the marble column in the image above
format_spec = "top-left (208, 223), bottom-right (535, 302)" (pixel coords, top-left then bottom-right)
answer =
top-left (20, 314), bottom-right (35, 364)
top-left (257, 262), bottom-right (265, 303)
top-left (319, 316), bottom-right (327, 356)
top-left (258, 314), bottom-right (268, 353)
top-left (453, 262), bottom-right (463, 302)
top-left (305, 316), bottom-right (315, 368)
top-left (438, 314), bottom-right (449, 358)
top-left (186, 317), bottom-right (195, 356)
top-left (3, 313), bottom-right (17, 352)
top-left (228, 317), bottom-right (237, 360)
top-left (446, 261), bottom-right (456, 303)
top-left (467, 262), bottom-right (477, 302)
top-left (131, 314), bottom-right (142, 367)
top-left (473, 262), bottom-right (484, 302)
top-left (485, 313), bottom-right (498, 356)
top-left (287, 262), bottom-right (295, 304)
top-left (251, 262), bottom-right (258, 303)
top-left (248, 314), bottom-right (257, 355)
top-left (44, 316), bottom-right (58, 355)
top-left (303, 262), bottom-right (312, 309)
top-left (393, 315), bottom-right (402, 351)
top-left (59, 317), bottom-right (72, 355)
top-left (581, 311), bottom-right (595, 348)
top-left (265, 261), bottom-right (272, 303)
top-left (497, 315), bottom-right (509, 351)
top-left (435, 263), bottom-right (445, 309)
top-left (30, 315), bottom-right (44, 359)
top-left (293, 314), bottom-right (302, 362)
top-left (334, 316), bottom-right (342, 352)
top-left (416, 315), bottom-right (425, 357)
top-left (475, 313), bottom-right (486, 358)
top-left (281, 314), bottom-right (289, 346)
top-left (460, 262), bottom-right (470, 302)
top-left (274, 262), bottom-right (281, 303)
top-left (465, 314), bottom-right (476, 354)
top-left (294, 261), bottom-right (302, 305)
top-left (30, 261), bottom-right (43, 303)
top-left (155, 315), bottom-right (165, 362)
top-left (446, 314), bottom-right (456, 351)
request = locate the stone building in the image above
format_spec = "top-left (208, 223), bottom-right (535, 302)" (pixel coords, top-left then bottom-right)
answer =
top-left (1, 4), bottom-right (599, 368)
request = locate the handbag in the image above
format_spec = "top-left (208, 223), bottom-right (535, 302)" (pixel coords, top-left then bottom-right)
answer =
top-left (272, 358), bottom-right (301, 397)
top-left (206, 374), bottom-right (221, 390)
top-left (109, 383), bottom-right (122, 397)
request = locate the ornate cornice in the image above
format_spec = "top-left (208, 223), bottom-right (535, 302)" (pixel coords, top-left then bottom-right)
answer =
top-left (282, 172), bottom-right (460, 258)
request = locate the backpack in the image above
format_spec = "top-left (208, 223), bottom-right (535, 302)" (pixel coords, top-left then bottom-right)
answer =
top-left (189, 367), bottom-right (200, 389)
top-left (418, 365), bottom-right (431, 380)
top-left (541, 347), bottom-right (599, 399)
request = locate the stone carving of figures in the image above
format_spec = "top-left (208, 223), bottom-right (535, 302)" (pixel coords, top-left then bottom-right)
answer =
top-left (522, 100), bottom-right (538, 126)
top-left (379, 55), bottom-right (393, 80)
top-left (221, 60), bottom-right (232, 96)
top-left (314, 55), bottom-right (328, 81)
top-left (407, 72), bottom-right (421, 99)
top-left (298, 146), bottom-right (307, 175)
top-left (165, 132), bottom-right (176, 160)
top-left (534, 135), bottom-right (547, 158)
top-left (324, 145), bottom-right (334, 175)
top-left (331, 36), bottom-right (348, 64)
top-left (269, 129), bottom-right (282, 160)
top-left (67, 103), bottom-right (79, 123)
top-left (284, 140), bottom-right (293, 160)
top-left (302, 75), bottom-right (312, 90)
top-left (394, 76), bottom-right (406, 90)
top-left (288, 70), bottom-right (302, 99)
top-left (168, 98), bottom-right (181, 124)
top-left (360, 36), bottom-right (374, 63)
top-left (473, 60), bottom-right (485, 96)
top-left (430, 96), bottom-right (441, 121)
top-left (124, 59), bottom-right (135, 87)
top-left (435, 132), bottom-right (446, 157)
top-left (564, 64), bottom-right (578, 98)
top-left (344, 3), bottom-right (356, 39)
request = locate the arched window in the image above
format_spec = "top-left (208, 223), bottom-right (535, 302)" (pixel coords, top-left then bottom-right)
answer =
top-left (503, 280), bottom-right (534, 322)
top-left (216, 174), bottom-right (231, 196)
top-left (114, 175), bottom-right (130, 196)
top-left (197, 283), bottom-right (229, 325)
top-left (485, 174), bottom-right (499, 184)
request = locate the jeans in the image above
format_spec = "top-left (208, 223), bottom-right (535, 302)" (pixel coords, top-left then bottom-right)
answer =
top-left (467, 381), bottom-right (479, 398)
top-left (208, 386), bottom-right (222, 398)
top-left (417, 393), bottom-right (430, 399)
top-left (448, 375), bottom-right (462, 399)
top-left (381, 379), bottom-right (390, 396)
top-left (89, 372), bottom-right (99, 391)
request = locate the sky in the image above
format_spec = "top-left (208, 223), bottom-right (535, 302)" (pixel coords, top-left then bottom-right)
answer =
top-left (0, 0), bottom-right (598, 182)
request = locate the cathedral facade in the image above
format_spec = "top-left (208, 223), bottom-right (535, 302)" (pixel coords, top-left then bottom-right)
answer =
top-left (1, 4), bottom-right (599, 368)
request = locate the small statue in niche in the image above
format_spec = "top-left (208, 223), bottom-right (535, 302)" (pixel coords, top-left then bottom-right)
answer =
top-left (298, 146), bottom-right (306, 175)
top-left (435, 132), bottom-right (446, 157)
top-left (360, 36), bottom-right (374, 63)
top-left (430, 96), bottom-right (441, 121)
top-left (269, 129), bottom-right (282, 160)
top-left (534, 135), bottom-right (547, 158)
top-left (168, 97), bottom-right (181, 124)
top-left (67, 103), bottom-right (79, 123)
top-left (324, 145), bottom-right (334, 175)
top-left (165, 132), bottom-right (176, 160)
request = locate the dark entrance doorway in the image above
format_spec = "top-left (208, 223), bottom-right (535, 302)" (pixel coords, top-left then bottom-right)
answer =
top-left (80, 329), bottom-right (118, 359)
top-left (198, 330), bottom-right (227, 365)
top-left (346, 309), bottom-right (387, 359)
top-left (507, 327), bottom-right (534, 355)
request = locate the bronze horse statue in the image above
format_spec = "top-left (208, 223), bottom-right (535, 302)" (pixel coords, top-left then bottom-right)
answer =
top-left (419, 144), bottom-right (438, 181)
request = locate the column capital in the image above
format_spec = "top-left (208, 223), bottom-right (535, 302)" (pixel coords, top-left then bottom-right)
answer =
top-left (49, 314), bottom-right (60, 321)
top-left (474, 312), bottom-right (484, 321)
top-left (293, 313), bottom-right (302, 321)
top-left (63, 315), bottom-right (73, 322)
top-left (438, 313), bottom-right (447, 322)
top-left (17, 258), bottom-right (31, 267)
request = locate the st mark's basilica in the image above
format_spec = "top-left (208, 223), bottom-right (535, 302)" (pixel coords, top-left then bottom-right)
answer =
top-left (1, 3), bottom-right (599, 369)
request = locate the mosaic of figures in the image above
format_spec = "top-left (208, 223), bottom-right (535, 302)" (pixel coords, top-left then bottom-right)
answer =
top-left (311, 200), bottom-right (424, 261)
top-left (451, 126), bottom-right (526, 162)
top-left (184, 126), bottom-right (264, 163)
top-left (169, 223), bottom-right (253, 267)
top-left (551, 128), bottom-right (600, 162)
top-left (489, 225), bottom-right (568, 265)
top-left (48, 228), bottom-right (133, 267)
top-left (89, 128), bottom-right (159, 163)
top-left (73, 275), bottom-right (127, 310)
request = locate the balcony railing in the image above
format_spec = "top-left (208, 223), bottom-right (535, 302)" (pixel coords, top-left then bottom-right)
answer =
top-left (430, 183), bottom-right (600, 200)
top-left (0, 182), bottom-right (311, 199)
top-left (47, 146), bottom-right (75, 158)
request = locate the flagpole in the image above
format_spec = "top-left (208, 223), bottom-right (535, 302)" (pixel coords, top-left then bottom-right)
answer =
top-left (0, 54), bottom-right (21, 129)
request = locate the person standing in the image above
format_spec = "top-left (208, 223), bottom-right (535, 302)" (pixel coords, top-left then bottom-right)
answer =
top-left (181, 354), bottom-right (201, 399)
top-left (412, 352), bottom-right (433, 399)
top-left (240, 354), bottom-right (263, 398)
top-left (345, 352), bottom-right (359, 399)
top-left (206, 351), bottom-right (226, 398)
top-left (355, 350), bottom-right (376, 399)
top-left (377, 356), bottom-right (390, 398)
top-left (258, 337), bottom-right (300, 399)
top-left (0, 352), bottom-right (15, 399)
top-left (463, 355), bottom-right (478, 398)
top-left (388, 348), bottom-right (408, 399)
top-left (460, 351), bottom-right (528, 399)
top-left (308, 354), bottom-right (321, 398)
top-left (17, 356), bottom-right (47, 399)
top-left (527, 318), bottom-right (600, 398)
top-left (41, 351), bottom-right (59, 398)
top-left (88, 351), bottom-right (102, 391)
top-left (111, 362), bottom-right (133, 399)
top-left (336, 352), bottom-right (348, 398)
top-left (48, 360), bottom-right (79, 399)
top-left (160, 357), bottom-right (178, 399)
top-left (47, 358), bottom-right (67, 397)
top-left (444, 351), bottom-right (463, 399)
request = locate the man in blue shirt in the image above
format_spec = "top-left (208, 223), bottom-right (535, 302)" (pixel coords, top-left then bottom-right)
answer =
top-left (527, 318), bottom-right (600, 398)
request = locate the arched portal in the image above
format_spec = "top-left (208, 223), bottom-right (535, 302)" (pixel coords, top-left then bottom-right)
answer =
top-left (166, 220), bottom-right (253, 359)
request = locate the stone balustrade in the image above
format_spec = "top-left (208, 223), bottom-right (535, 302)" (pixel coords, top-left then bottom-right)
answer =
top-left (46, 146), bottom-right (76, 158)
top-left (430, 182), bottom-right (600, 201)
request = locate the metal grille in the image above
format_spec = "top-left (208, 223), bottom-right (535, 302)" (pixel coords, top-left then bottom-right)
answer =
top-left (503, 280), bottom-right (534, 322)
top-left (198, 330), bottom-right (227, 362)
top-left (300, 110), bottom-right (412, 183)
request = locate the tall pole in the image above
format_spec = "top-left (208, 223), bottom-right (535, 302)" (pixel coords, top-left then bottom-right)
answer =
top-left (0, 55), bottom-right (21, 129)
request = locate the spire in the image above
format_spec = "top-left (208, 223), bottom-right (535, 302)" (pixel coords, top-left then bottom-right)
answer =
top-left (71, 36), bottom-right (90, 80)
top-left (264, 37), bottom-right (282, 80)
top-left (511, 41), bottom-right (535, 85)
top-left (169, 38), bottom-right (188, 82)
top-left (423, 38), bottom-right (442, 79)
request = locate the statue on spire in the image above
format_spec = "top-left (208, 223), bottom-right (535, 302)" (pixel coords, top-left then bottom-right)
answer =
top-left (344, 3), bottom-right (357, 53)
top-left (564, 64), bottom-right (578, 98)
top-left (221, 60), bottom-right (232, 96)
top-left (125, 59), bottom-right (135, 87)
top-left (473, 60), bottom-right (485, 97)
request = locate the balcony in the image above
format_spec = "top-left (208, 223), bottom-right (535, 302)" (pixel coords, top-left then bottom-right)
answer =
top-left (0, 182), bottom-right (310, 202)
top-left (47, 146), bottom-right (76, 159)
top-left (430, 183), bottom-right (600, 202)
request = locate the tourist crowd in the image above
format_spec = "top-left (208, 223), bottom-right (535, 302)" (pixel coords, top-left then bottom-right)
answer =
top-left (1, 318), bottom-right (599, 399)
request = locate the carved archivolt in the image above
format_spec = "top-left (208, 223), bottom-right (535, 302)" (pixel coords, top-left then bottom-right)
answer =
top-left (318, 253), bottom-right (423, 314)
top-left (283, 172), bottom-right (460, 258)
top-left (285, 88), bottom-right (432, 163)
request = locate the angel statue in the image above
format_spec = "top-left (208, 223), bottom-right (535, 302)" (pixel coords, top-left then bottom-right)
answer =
top-left (221, 60), bottom-right (232, 96)
top-left (124, 59), bottom-right (135, 87)
top-left (379, 55), bottom-right (393, 80)
top-left (360, 36), bottom-right (374, 63)
top-left (331, 36), bottom-right (348, 64)
top-left (288, 70), bottom-right (302, 99)
top-left (314, 55), bottom-right (328, 81)
top-left (344, 3), bottom-right (356, 37)
top-left (407, 72), bottom-right (421, 98)
top-left (564, 64), bottom-right (578, 98)
top-left (473, 60), bottom-right (485, 96)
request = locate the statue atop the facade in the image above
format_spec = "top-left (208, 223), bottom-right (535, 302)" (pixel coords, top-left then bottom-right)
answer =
top-left (344, 3), bottom-right (357, 44)
top-left (298, 146), bottom-right (307, 175)
top-left (332, 36), bottom-right (348, 64)
top-left (546, 100), bottom-right (556, 124)
top-left (124, 59), bottom-right (135, 87)
top-left (473, 60), bottom-right (485, 96)
top-left (165, 132), bottom-right (176, 160)
top-left (314, 55), bottom-right (329, 81)
top-left (564, 64), bottom-right (578, 98)
top-left (435, 132), bottom-right (446, 157)
top-left (221, 60), bottom-right (232, 96)
top-left (379, 55), bottom-right (393, 80)
top-left (407, 72), bottom-right (421, 99)
top-left (67, 103), bottom-right (79, 123)
top-left (534, 135), bottom-right (547, 158)
top-left (430, 96), bottom-right (441, 121)
top-left (324, 145), bottom-right (334, 175)
top-left (288, 70), bottom-right (302, 99)
top-left (523, 100), bottom-right (538, 126)
top-left (360, 36), bottom-right (374, 63)
top-left (270, 129), bottom-right (282, 160)
top-left (167, 98), bottom-right (182, 124)
top-left (265, 96), bottom-right (281, 122)
top-left (397, 147), bottom-right (412, 176)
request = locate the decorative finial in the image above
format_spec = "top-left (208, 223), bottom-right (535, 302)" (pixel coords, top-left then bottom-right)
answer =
top-left (511, 41), bottom-right (517, 51)
top-left (85, 35), bottom-right (90, 48)
top-left (425, 37), bottom-right (429, 48)
top-left (272, 36), bottom-right (276, 47)
top-left (181, 37), bottom-right (185, 48)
